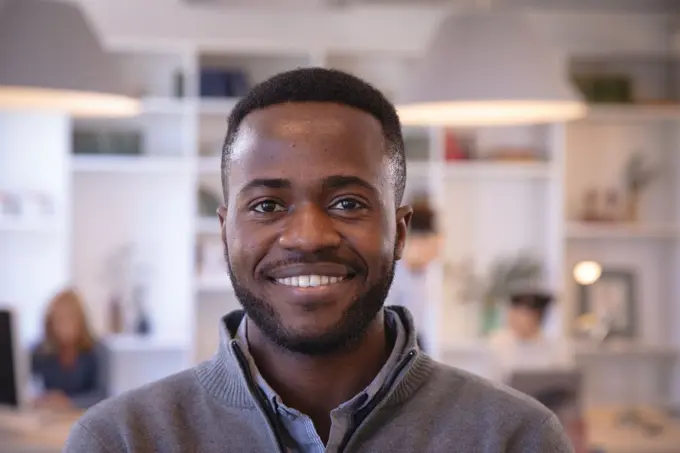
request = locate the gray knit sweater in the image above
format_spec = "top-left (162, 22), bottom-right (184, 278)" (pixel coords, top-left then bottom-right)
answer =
top-left (63, 308), bottom-right (573, 453)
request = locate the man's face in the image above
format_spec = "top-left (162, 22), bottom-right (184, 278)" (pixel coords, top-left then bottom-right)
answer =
top-left (219, 102), bottom-right (411, 355)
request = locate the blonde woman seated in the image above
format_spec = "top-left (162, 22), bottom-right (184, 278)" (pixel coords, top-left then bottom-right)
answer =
top-left (31, 288), bottom-right (107, 410)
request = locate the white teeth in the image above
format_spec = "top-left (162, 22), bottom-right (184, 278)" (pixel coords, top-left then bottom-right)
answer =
top-left (275, 275), bottom-right (345, 288)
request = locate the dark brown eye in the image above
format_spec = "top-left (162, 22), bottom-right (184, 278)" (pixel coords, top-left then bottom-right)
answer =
top-left (330, 199), bottom-right (366, 211)
top-left (252, 200), bottom-right (285, 213)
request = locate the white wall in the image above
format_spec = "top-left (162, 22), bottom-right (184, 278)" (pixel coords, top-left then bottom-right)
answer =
top-left (0, 112), bottom-right (71, 345)
top-left (71, 168), bottom-right (195, 344)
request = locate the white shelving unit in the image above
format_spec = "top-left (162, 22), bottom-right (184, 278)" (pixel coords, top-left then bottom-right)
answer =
top-left (565, 221), bottom-right (680, 239)
top-left (429, 124), bottom-right (565, 357)
top-left (563, 103), bottom-right (680, 408)
top-left (3, 26), bottom-right (680, 406)
top-left (71, 154), bottom-right (191, 173)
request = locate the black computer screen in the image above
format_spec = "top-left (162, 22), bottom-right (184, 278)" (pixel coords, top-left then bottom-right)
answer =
top-left (0, 309), bottom-right (18, 407)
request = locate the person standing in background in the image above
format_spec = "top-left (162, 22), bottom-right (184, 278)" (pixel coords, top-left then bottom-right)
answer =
top-left (31, 288), bottom-right (107, 410)
top-left (386, 199), bottom-right (441, 351)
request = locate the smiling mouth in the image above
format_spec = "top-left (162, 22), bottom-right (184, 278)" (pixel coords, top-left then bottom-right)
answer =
top-left (273, 275), bottom-right (353, 288)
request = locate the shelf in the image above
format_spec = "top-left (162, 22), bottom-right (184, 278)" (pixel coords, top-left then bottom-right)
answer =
top-left (444, 161), bottom-right (553, 179)
top-left (196, 217), bottom-right (221, 234)
top-left (196, 98), bottom-right (240, 116)
top-left (104, 334), bottom-right (188, 352)
top-left (584, 104), bottom-right (680, 122)
top-left (141, 97), bottom-right (188, 115)
top-left (195, 275), bottom-right (233, 293)
top-left (72, 155), bottom-right (191, 174)
top-left (139, 97), bottom-right (240, 116)
top-left (442, 338), bottom-right (679, 359)
top-left (565, 222), bottom-right (680, 239)
top-left (574, 340), bottom-right (678, 358)
top-left (0, 219), bottom-right (62, 233)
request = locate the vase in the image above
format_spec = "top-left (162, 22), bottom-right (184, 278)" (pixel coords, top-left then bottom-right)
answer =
top-left (135, 309), bottom-right (151, 336)
top-left (132, 284), bottom-right (152, 336)
top-left (108, 295), bottom-right (124, 334)
top-left (626, 190), bottom-right (640, 222)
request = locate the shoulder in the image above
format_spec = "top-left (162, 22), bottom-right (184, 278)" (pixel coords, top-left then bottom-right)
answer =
top-left (79, 367), bottom-right (204, 420)
top-left (428, 359), bottom-right (555, 421)
top-left (30, 343), bottom-right (53, 368)
top-left (406, 358), bottom-right (572, 451)
top-left (68, 368), bottom-right (203, 450)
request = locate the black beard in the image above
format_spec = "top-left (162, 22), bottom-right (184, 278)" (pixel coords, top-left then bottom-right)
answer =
top-left (225, 247), bottom-right (397, 356)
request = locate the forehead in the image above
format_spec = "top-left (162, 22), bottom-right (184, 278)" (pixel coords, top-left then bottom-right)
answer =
top-left (227, 102), bottom-right (390, 193)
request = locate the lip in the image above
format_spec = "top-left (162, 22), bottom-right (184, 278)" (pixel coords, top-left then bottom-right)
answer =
top-left (265, 262), bottom-right (355, 280)
top-left (267, 276), bottom-right (357, 306)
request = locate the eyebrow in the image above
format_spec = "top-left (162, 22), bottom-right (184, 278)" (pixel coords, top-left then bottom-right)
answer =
top-left (322, 175), bottom-right (377, 195)
top-left (237, 175), bottom-right (377, 197)
top-left (238, 178), bottom-right (292, 195)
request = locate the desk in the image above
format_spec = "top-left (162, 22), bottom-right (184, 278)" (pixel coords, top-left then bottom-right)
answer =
top-left (587, 407), bottom-right (680, 453)
top-left (441, 340), bottom-right (679, 408)
top-left (0, 409), bottom-right (80, 453)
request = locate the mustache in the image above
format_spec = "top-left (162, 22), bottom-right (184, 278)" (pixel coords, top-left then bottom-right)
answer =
top-left (259, 253), bottom-right (362, 275)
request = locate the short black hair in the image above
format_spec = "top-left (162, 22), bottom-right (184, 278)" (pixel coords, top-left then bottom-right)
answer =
top-left (509, 292), bottom-right (554, 322)
top-left (409, 199), bottom-right (437, 234)
top-left (221, 67), bottom-right (406, 205)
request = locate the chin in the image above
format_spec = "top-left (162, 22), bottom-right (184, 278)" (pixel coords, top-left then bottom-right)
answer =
top-left (276, 302), bottom-right (350, 333)
top-left (273, 323), bottom-right (366, 356)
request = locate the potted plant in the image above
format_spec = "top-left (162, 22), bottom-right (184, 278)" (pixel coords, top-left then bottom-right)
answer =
top-left (458, 252), bottom-right (543, 336)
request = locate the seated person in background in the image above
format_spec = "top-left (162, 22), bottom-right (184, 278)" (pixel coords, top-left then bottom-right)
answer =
top-left (31, 288), bottom-right (107, 410)
top-left (385, 198), bottom-right (441, 351)
top-left (489, 290), bottom-right (575, 382)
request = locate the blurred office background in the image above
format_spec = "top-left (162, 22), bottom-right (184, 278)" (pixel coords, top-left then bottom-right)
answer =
top-left (2, 0), bottom-right (680, 451)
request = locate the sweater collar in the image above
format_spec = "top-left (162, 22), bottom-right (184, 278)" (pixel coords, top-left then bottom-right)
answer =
top-left (194, 306), bottom-right (435, 410)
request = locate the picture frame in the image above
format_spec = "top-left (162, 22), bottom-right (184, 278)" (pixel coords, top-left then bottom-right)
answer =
top-left (577, 269), bottom-right (637, 338)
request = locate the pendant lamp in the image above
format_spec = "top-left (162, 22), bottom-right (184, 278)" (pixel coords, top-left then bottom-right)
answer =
top-left (0, 0), bottom-right (139, 117)
top-left (397, 12), bottom-right (586, 127)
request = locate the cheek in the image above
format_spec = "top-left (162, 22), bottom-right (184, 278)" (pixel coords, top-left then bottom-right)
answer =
top-left (225, 218), bottom-right (269, 273)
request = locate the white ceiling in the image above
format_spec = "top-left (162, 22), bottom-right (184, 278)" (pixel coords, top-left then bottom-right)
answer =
top-left (184, 0), bottom-right (680, 13)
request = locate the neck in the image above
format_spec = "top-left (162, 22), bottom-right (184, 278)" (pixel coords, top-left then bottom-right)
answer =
top-left (246, 311), bottom-right (390, 440)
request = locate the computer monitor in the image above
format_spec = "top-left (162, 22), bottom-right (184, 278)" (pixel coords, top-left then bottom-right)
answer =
top-left (0, 308), bottom-right (21, 408)
top-left (509, 370), bottom-right (587, 453)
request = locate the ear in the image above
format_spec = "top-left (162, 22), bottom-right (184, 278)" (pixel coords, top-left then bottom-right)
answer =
top-left (394, 205), bottom-right (413, 260)
top-left (217, 205), bottom-right (228, 244)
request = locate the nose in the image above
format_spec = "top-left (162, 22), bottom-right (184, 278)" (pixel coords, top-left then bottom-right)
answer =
top-left (278, 202), bottom-right (341, 252)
